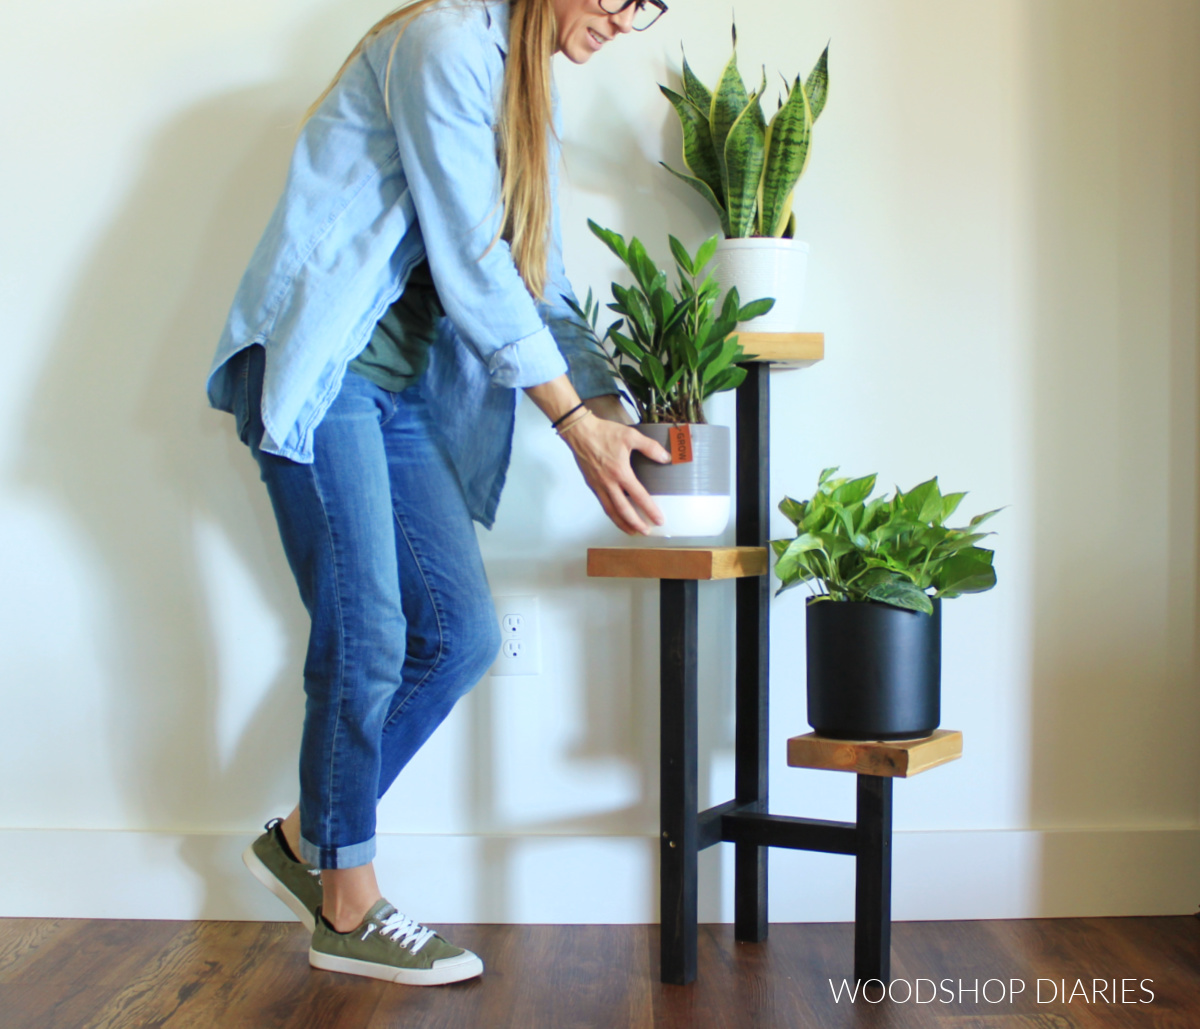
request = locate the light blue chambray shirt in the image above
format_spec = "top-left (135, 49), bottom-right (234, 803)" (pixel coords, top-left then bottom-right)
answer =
top-left (206, 0), bottom-right (614, 527)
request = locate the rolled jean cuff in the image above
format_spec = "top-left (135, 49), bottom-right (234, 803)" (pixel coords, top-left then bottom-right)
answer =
top-left (299, 834), bottom-right (376, 870)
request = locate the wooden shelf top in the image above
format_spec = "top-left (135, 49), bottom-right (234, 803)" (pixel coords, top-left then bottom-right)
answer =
top-left (587, 546), bottom-right (768, 581)
top-left (786, 729), bottom-right (962, 778)
top-left (738, 332), bottom-right (824, 367)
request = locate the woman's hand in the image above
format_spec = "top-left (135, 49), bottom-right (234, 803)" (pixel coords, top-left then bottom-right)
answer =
top-left (524, 378), bottom-right (670, 534)
top-left (559, 411), bottom-right (670, 535)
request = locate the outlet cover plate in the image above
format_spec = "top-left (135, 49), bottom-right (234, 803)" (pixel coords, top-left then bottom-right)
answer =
top-left (490, 595), bottom-right (541, 676)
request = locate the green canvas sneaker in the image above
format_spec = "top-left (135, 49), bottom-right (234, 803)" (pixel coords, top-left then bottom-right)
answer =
top-left (309, 899), bottom-right (483, 985)
top-left (242, 818), bottom-right (322, 931)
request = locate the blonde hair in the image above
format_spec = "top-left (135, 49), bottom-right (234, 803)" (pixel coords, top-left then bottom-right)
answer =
top-left (305, 0), bottom-right (556, 300)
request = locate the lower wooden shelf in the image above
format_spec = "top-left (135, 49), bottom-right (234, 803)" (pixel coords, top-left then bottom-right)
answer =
top-left (787, 729), bottom-right (963, 778)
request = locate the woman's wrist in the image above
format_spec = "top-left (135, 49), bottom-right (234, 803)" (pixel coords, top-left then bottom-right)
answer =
top-left (556, 408), bottom-right (595, 441)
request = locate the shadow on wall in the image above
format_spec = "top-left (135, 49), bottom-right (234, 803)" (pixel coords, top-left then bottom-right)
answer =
top-left (15, 5), bottom-right (674, 920)
top-left (16, 50), bottom-right (316, 914)
top-left (1027, 0), bottom-right (1200, 911)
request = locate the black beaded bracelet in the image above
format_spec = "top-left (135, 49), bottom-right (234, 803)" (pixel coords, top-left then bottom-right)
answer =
top-left (550, 401), bottom-right (587, 430)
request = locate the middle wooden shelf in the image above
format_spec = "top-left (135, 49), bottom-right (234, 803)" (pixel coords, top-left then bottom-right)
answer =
top-left (586, 546), bottom-right (768, 581)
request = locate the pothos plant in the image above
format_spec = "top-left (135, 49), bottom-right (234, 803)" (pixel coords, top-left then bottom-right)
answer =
top-left (770, 468), bottom-right (1001, 615)
top-left (660, 25), bottom-right (830, 239)
top-left (565, 220), bottom-right (773, 423)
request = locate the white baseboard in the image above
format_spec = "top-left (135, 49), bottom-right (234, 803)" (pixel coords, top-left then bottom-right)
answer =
top-left (3, 827), bottom-right (1197, 922)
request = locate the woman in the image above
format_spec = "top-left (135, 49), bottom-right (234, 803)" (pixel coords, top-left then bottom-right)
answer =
top-left (207, 0), bottom-right (669, 987)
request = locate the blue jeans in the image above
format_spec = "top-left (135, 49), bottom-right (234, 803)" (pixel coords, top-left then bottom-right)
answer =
top-left (232, 346), bottom-right (500, 868)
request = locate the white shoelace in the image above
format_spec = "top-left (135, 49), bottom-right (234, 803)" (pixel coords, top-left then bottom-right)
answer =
top-left (361, 910), bottom-right (436, 954)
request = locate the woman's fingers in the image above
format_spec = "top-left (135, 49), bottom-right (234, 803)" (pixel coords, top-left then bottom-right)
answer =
top-left (629, 428), bottom-right (671, 465)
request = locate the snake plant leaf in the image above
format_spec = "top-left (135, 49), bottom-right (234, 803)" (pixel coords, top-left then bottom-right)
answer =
top-left (660, 163), bottom-right (733, 237)
top-left (681, 51), bottom-right (712, 113)
top-left (805, 44), bottom-right (830, 123)
top-left (723, 94), bottom-right (767, 237)
top-left (760, 75), bottom-right (812, 238)
top-left (660, 86), bottom-right (725, 204)
top-left (709, 37), bottom-right (750, 194)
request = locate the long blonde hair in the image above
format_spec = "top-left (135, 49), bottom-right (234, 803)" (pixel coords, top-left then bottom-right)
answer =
top-left (306, 0), bottom-right (556, 300)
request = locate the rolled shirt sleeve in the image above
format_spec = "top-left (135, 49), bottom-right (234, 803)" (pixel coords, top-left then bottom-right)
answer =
top-left (380, 10), bottom-right (569, 389)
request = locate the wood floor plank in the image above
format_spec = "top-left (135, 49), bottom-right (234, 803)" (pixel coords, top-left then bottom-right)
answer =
top-left (0, 918), bottom-right (71, 982)
top-left (5, 917), bottom-right (187, 988)
top-left (0, 981), bottom-right (125, 1029)
top-left (1, 916), bottom-right (1195, 1028)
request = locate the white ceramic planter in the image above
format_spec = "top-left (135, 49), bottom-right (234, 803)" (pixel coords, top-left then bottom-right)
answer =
top-left (708, 238), bottom-right (809, 333)
top-left (630, 424), bottom-right (730, 538)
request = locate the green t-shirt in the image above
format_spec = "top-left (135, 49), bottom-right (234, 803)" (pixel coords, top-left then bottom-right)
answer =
top-left (350, 258), bottom-right (444, 392)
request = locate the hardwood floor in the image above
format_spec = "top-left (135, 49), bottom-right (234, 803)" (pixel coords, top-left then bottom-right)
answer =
top-left (1, 916), bottom-right (1197, 1028)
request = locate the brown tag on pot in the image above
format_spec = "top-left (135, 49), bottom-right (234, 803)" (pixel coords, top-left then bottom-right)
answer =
top-left (668, 424), bottom-right (694, 464)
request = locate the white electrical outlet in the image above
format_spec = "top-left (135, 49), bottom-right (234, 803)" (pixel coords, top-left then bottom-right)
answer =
top-left (491, 595), bottom-right (541, 676)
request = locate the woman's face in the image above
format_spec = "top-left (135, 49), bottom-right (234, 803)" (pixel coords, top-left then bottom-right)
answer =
top-left (551, 0), bottom-right (637, 64)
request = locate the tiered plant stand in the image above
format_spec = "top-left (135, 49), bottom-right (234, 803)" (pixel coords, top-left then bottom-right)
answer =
top-left (587, 332), bottom-right (964, 985)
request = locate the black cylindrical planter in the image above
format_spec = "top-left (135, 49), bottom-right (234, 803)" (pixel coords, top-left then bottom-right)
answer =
top-left (806, 599), bottom-right (941, 740)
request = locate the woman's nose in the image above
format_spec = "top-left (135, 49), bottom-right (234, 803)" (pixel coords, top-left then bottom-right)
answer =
top-left (610, 5), bottom-right (636, 33)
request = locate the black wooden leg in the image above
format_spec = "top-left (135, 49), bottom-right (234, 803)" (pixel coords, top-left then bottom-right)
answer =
top-left (854, 774), bottom-right (893, 983)
top-left (734, 360), bottom-right (770, 943)
top-left (660, 578), bottom-right (699, 985)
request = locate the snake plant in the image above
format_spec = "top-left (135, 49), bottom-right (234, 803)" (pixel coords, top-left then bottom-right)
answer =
top-left (661, 25), bottom-right (829, 239)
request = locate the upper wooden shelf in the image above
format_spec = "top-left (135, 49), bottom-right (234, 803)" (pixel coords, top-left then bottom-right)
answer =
top-left (738, 332), bottom-right (824, 367)
top-left (786, 729), bottom-right (963, 778)
top-left (587, 546), bottom-right (768, 581)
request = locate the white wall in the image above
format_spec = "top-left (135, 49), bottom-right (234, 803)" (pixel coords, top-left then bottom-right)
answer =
top-left (2, 0), bottom-right (1197, 922)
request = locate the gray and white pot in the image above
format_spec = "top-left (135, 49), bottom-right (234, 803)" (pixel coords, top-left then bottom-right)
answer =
top-left (708, 238), bottom-right (809, 333)
top-left (630, 424), bottom-right (730, 538)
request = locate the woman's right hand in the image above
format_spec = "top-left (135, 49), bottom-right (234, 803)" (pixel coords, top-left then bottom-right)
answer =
top-left (560, 412), bottom-right (670, 535)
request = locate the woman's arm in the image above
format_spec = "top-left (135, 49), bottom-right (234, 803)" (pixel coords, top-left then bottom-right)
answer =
top-left (380, 13), bottom-right (568, 389)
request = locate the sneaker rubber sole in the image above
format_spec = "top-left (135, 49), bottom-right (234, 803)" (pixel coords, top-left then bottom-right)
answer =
top-left (241, 841), bottom-right (317, 932)
top-left (308, 946), bottom-right (484, 986)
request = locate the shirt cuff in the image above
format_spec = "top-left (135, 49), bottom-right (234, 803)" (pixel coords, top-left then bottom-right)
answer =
top-left (487, 326), bottom-right (569, 388)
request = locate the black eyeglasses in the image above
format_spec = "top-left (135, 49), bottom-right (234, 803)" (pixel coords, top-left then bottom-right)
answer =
top-left (597, 0), bottom-right (668, 32)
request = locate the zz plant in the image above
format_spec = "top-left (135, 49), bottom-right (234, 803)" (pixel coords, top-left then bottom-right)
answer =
top-left (771, 468), bottom-right (1001, 615)
top-left (660, 25), bottom-right (830, 239)
top-left (566, 220), bottom-right (773, 423)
